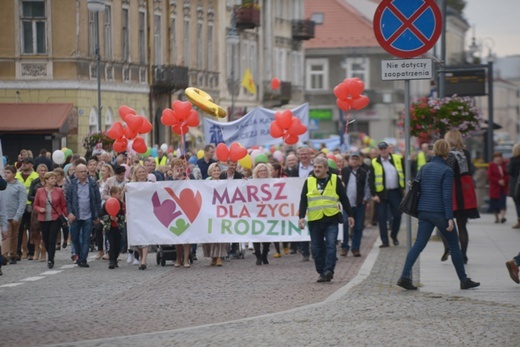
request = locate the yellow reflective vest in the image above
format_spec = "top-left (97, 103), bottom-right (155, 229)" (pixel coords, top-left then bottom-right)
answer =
top-left (306, 174), bottom-right (340, 221)
top-left (15, 171), bottom-right (39, 205)
top-left (371, 154), bottom-right (404, 193)
top-left (417, 151), bottom-right (427, 170)
top-left (155, 156), bottom-right (168, 167)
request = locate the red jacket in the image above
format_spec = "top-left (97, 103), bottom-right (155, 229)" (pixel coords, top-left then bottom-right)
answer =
top-left (33, 187), bottom-right (67, 222)
top-left (488, 162), bottom-right (509, 199)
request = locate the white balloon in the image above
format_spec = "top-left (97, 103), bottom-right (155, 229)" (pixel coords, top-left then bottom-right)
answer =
top-left (52, 150), bottom-right (65, 165)
top-left (160, 143), bottom-right (168, 152)
top-left (250, 149), bottom-right (262, 162)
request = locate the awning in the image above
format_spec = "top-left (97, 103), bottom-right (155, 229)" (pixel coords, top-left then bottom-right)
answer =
top-left (0, 103), bottom-right (73, 134)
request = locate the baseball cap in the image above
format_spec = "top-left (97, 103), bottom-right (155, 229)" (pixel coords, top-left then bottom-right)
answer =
top-left (22, 157), bottom-right (34, 164)
top-left (350, 151), bottom-right (361, 158)
top-left (378, 141), bottom-right (389, 149)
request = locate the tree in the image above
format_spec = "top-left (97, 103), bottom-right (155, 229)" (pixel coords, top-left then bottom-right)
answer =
top-left (447, 0), bottom-right (466, 14)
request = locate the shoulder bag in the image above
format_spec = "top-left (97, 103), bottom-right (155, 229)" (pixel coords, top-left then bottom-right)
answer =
top-left (46, 194), bottom-right (68, 228)
top-left (399, 169), bottom-right (423, 218)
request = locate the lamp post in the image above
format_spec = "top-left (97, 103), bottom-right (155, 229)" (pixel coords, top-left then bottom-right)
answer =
top-left (227, 14), bottom-right (239, 120)
top-left (87, 0), bottom-right (105, 132)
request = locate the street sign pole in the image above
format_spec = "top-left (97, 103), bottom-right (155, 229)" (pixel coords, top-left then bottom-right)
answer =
top-left (404, 80), bottom-right (412, 253)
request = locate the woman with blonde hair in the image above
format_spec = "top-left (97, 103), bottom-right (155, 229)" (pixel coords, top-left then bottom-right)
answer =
top-left (397, 139), bottom-right (479, 290)
top-left (507, 143), bottom-right (520, 228)
top-left (441, 130), bottom-right (479, 264)
top-left (202, 162), bottom-right (227, 266)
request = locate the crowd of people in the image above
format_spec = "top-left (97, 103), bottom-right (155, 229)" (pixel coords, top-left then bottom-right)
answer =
top-left (0, 131), bottom-right (519, 287)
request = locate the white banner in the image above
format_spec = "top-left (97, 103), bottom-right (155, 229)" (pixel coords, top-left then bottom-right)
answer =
top-left (203, 103), bottom-right (309, 147)
top-left (126, 178), bottom-right (309, 246)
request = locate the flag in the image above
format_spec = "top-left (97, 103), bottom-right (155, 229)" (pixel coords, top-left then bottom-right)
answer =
top-left (241, 68), bottom-right (256, 95)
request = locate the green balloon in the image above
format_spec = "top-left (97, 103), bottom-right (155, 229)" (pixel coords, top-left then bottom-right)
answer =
top-left (255, 153), bottom-right (268, 164)
top-left (144, 147), bottom-right (152, 157)
top-left (64, 149), bottom-right (73, 158)
top-left (328, 159), bottom-right (337, 169)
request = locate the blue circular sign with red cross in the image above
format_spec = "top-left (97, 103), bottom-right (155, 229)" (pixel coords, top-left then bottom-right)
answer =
top-left (373, 0), bottom-right (442, 58)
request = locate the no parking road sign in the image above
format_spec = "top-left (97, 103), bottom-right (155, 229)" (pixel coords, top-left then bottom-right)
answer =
top-left (373, 0), bottom-right (442, 58)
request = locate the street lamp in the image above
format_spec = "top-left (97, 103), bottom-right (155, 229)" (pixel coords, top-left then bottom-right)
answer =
top-left (227, 14), bottom-right (240, 120)
top-left (88, 0), bottom-right (105, 132)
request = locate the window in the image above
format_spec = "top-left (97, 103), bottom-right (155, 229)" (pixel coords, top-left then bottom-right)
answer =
top-left (197, 22), bottom-right (203, 68)
top-left (171, 16), bottom-right (177, 64)
top-left (275, 48), bottom-right (287, 80)
top-left (88, 12), bottom-right (97, 57)
top-left (139, 11), bottom-right (146, 64)
top-left (292, 51), bottom-right (303, 87)
top-left (21, 0), bottom-right (47, 54)
top-left (122, 8), bottom-right (129, 62)
top-left (207, 23), bottom-right (214, 71)
top-left (183, 19), bottom-right (190, 66)
top-left (306, 58), bottom-right (328, 91)
top-left (104, 5), bottom-right (112, 60)
top-left (154, 14), bottom-right (162, 65)
top-left (344, 57), bottom-right (369, 88)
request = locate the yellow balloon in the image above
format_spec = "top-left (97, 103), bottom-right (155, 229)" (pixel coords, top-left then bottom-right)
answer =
top-left (61, 147), bottom-right (68, 152)
top-left (238, 154), bottom-right (252, 169)
top-left (321, 148), bottom-right (329, 154)
top-left (185, 87), bottom-right (227, 118)
top-left (197, 149), bottom-right (204, 159)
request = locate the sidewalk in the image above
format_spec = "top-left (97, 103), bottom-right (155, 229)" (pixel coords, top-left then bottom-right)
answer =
top-left (48, 201), bottom-right (520, 347)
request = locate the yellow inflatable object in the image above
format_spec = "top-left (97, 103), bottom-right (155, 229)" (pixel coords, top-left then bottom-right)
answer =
top-left (197, 149), bottom-right (204, 159)
top-left (238, 154), bottom-right (252, 169)
top-left (185, 87), bottom-right (227, 118)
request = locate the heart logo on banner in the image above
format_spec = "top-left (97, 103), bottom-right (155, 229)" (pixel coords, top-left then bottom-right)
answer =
top-left (151, 192), bottom-right (182, 228)
top-left (165, 188), bottom-right (202, 224)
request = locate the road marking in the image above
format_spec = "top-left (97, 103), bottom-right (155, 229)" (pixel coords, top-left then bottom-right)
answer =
top-left (60, 264), bottom-right (76, 269)
top-left (20, 276), bottom-right (45, 282)
top-left (40, 270), bottom-right (62, 275)
top-left (0, 283), bottom-right (24, 288)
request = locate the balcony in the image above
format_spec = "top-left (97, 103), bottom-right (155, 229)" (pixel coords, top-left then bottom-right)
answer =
top-left (263, 81), bottom-right (292, 108)
top-left (292, 19), bottom-right (315, 40)
top-left (234, 5), bottom-right (261, 30)
top-left (152, 65), bottom-right (189, 92)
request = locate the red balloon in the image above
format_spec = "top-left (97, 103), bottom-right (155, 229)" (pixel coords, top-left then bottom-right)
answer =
top-left (171, 123), bottom-right (189, 135)
top-left (137, 117), bottom-right (152, 134)
top-left (288, 117), bottom-right (307, 136)
top-left (118, 105), bottom-right (135, 122)
top-left (113, 137), bottom-right (128, 153)
top-left (336, 98), bottom-right (352, 111)
top-left (229, 142), bottom-right (247, 162)
top-left (216, 143), bottom-right (230, 162)
top-left (270, 77), bottom-right (281, 91)
top-left (333, 82), bottom-right (349, 100)
top-left (161, 108), bottom-right (176, 126)
top-left (172, 100), bottom-right (193, 121)
top-left (132, 136), bottom-right (147, 154)
top-left (106, 122), bottom-right (124, 140)
top-left (123, 126), bottom-right (137, 140)
top-left (351, 95), bottom-right (370, 110)
top-left (349, 79), bottom-right (365, 98)
top-left (326, 153), bottom-right (337, 163)
top-left (270, 121), bottom-right (284, 138)
top-left (185, 110), bottom-right (200, 127)
top-left (125, 114), bottom-right (144, 132)
top-left (105, 197), bottom-right (121, 217)
top-left (275, 110), bottom-right (293, 130)
top-left (284, 134), bottom-right (299, 145)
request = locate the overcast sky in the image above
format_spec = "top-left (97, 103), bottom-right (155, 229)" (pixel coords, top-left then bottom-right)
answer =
top-left (464, 0), bottom-right (520, 57)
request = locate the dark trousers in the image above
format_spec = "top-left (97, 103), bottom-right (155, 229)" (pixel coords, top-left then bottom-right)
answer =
top-left (94, 222), bottom-right (104, 252)
top-left (106, 227), bottom-right (122, 263)
top-left (377, 189), bottom-right (403, 245)
top-left (290, 241), bottom-right (310, 257)
top-left (17, 210), bottom-right (35, 256)
top-left (40, 220), bottom-right (61, 262)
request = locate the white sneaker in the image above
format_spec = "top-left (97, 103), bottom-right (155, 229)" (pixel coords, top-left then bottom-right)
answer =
top-left (127, 253), bottom-right (134, 264)
top-left (132, 258), bottom-right (140, 265)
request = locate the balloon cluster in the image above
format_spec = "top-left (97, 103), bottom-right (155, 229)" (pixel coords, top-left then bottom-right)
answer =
top-left (106, 106), bottom-right (152, 154)
top-left (334, 78), bottom-right (370, 111)
top-left (215, 142), bottom-right (248, 163)
top-left (52, 147), bottom-right (72, 165)
top-left (269, 110), bottom-right (307, 145)
top-left (160, 100), bottom-right (200, 135)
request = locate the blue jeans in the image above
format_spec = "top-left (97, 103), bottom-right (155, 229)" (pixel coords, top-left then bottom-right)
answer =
top-left (309, 220), bottom-right (339, 275)
top-left (70, 219), bottom-right (93, 263)
top-left (514, 252), bottom-right (520, 266)
top-left (342, 206), bottom-right (366, 251)
top-left (401, 211), bottom-right (467, 281)
top-left (377, 189), bottom-right (402, 245)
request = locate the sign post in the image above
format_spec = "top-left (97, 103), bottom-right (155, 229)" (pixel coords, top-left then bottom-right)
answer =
top-left (373, 0), bottom-right (442, 266)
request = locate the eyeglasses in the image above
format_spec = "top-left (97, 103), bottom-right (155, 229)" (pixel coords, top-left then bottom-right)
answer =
top-left (76, 170), bottom-right (87, 173)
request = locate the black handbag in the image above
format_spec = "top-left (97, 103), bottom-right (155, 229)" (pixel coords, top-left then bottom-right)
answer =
top-left (47, 195), bottom-right (68, 228)
top-left (399, 169), bottom-right (423, 218)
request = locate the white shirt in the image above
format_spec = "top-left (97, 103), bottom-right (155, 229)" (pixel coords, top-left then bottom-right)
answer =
top-left (381, 156), bottom-right (399, 190)
top-left (298, 162), bottom-right (313, 178)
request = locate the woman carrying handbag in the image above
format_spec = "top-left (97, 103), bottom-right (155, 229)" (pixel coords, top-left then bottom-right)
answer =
top-left (33, 172), bottom-right (67, 269)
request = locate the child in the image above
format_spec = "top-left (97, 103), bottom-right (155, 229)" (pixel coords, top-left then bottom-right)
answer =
top-left (100, 186), bottom-right (125, 269)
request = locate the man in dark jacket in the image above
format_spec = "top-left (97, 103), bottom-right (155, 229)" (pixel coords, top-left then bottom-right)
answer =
top-left (341, 151), bottom-right (370, 257)
top-left (33, 148), bottom-right (54, 171)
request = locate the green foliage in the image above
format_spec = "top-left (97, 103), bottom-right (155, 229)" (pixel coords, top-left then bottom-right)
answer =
top-left (82, 131), bottom-right (115, 151)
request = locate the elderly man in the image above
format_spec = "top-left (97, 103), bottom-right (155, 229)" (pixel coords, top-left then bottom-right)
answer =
top-left (299, 157), bottom-right (354, 282)
top-left (66, 164), bottom-right (101, 268)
